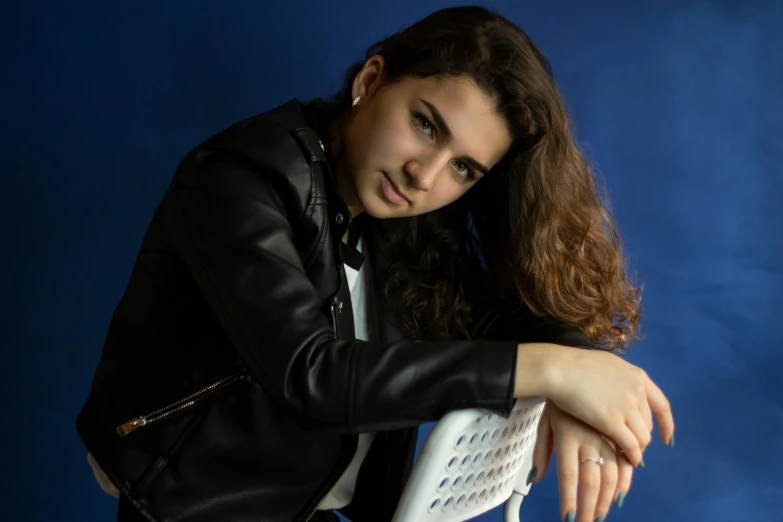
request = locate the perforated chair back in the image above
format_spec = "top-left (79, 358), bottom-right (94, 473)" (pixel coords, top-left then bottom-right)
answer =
top-left (392, 397), bottom-right (546, 522)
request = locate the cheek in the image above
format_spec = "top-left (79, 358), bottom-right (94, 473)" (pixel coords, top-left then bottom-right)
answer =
top-left (419, 180), bottom-right (468, 213)
top-left (345, 118), bottom-right (370, 165)
top-left (366, 109), bottom-right (419, 163)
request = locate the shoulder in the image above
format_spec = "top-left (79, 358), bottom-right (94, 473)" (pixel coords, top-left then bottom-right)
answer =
top-left (173, 99), bottom-right (327, 203)
top-left (204, 99), bottom-right (326, 168)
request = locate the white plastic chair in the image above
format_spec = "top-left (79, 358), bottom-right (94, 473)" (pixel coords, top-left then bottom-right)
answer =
top-left (392, 397), bottom-right (546, 522)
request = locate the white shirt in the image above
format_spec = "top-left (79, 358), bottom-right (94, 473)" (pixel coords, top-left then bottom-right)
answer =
top-left (319, 236), bottom-right (376, 510)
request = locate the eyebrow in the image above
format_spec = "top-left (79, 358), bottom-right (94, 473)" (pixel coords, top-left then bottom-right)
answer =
top-left (419, 98), bottom-right (491, 176)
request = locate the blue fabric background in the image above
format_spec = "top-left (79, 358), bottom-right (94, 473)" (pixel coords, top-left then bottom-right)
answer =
top-left (2, 1), bottom-right (781, 521)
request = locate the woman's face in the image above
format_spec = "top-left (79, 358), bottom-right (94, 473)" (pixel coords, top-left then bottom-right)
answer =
top-left (337, 56), bottom-right (513, 219)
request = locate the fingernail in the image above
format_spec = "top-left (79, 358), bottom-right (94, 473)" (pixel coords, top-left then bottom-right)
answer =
top-left (564, 512), bottom-right (575, 522)
top-left (595, 517), bottom-right (605, 522)
top-left (668, 434), bottom-right (675, 448)
top-left (616, 491), bottom-right (626, 508)
top-left (526, 466), bottom-right (537, 485)
top-left (637, 459), bottom-right (645, 468)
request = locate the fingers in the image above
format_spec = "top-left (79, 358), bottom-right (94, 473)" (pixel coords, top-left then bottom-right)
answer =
top-left (645, 379), bottom-right (675, 446)
top-left (530, 402), bottom-right (554, 484)
top-left (604, 423), bottom-right (643, 468)
top-left (575, 450), bottom-right (615, 522)
top-left (624, 412), bottom-right (651, 466)
top-left (591, 451), bottom-right (618, 522)
top-left (614, 448), bottom-right (634, 509)
top-left (639, 397), bottom-right (653, 433)
top-left (556, 438), bottom-right (580, 522)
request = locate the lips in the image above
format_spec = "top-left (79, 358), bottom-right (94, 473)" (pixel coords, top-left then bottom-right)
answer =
top-left (383, 173), bottom-right (410, 203)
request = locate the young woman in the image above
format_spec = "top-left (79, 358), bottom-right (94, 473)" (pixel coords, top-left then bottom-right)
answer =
top-left (78, 6), bottom-right (674, 522)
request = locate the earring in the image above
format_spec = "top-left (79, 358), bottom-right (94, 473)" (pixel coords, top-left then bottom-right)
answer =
top-left (352, 96), bottom-right (361, 107)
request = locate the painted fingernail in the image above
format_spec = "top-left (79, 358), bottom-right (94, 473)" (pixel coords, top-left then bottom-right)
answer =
top-left (595, 517), bottom-right (605, 522)
top-left (637, 459), bottom-right (645, 468)
top-left (526, 467), bottom-right (537, 485)
top-left (564, 512), bottom-right (575, 522)
top-left (668, 434), bottom-right (675, 448)
top-left (616, 491), bottom-right (626, 508)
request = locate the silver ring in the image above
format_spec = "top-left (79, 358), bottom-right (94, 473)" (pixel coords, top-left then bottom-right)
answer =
top-left (580, 457), bottom-right (604, 466)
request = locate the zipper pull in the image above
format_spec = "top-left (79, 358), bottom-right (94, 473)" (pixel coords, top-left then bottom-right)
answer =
top-left (117, 416), bottom-right (147, 438)
top-left (329, 296), bottom-right (341, 339)
top-left (331, 296), bottom-right (343, 314)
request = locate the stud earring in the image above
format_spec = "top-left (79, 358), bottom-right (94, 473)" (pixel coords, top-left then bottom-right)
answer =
top-left (352, 96), bottom-right (361, 107)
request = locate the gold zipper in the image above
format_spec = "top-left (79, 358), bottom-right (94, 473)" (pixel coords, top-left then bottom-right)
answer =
top-left (116, 374), bottom-right (247, 438)
top-left (329, 296), bottom-right (342, 338)
top-left (303, 435), bottom-right (360, 522)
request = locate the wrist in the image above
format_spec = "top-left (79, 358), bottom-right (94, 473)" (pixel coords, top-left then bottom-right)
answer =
top-left (514, 342), bottom-right (566, 399)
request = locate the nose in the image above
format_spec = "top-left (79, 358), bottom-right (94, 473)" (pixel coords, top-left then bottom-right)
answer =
top-left (403, 149), bottom-right (450, 192)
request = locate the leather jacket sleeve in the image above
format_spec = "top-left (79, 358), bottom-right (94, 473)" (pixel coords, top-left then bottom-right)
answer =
top-left (158, 148), bottom-right (520, 434)
top-left (470, 302), bottom-right (597, 349)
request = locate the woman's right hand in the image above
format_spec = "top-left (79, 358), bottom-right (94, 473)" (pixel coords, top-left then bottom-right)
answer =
top-left (514, 343), bottom-right (674, 467)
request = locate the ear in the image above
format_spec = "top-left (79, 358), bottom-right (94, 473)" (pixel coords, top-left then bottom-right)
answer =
top-left (351, 54), bottom-right (385, 101)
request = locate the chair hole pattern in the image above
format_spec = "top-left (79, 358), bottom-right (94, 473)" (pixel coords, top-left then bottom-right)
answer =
top-left (425, 403), bottom-right (543, 514)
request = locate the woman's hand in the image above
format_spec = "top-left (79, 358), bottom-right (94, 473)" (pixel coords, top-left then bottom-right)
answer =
top-left (514, 343), bottom-right (675, 467)
top-left (529, 401), bottom-right (634, 522)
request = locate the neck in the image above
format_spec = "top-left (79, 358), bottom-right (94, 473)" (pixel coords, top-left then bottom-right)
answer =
top-left (327, 115), bottom-right (364, 219)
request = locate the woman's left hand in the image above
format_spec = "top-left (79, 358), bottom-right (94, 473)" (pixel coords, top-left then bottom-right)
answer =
top-left (528, 400), bottom-right (635, 522)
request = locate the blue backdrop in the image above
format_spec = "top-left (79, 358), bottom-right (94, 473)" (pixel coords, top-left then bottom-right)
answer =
top-left (2, 1), bottom-right (781, 521)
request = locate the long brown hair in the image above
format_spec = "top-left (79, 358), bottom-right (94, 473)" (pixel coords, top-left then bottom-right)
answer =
top-left (331, 6), bottom-right (641, 351)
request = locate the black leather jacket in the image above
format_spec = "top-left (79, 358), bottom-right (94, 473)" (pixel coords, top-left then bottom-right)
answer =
top-left (76, 99), bottom-right (594, 522)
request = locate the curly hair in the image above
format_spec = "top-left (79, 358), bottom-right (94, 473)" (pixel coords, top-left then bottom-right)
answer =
top-left (329, 6), bottom-right (642, 351)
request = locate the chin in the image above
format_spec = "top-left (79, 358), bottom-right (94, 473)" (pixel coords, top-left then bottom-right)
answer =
top-left (362, 198), bottom-right (400, 219)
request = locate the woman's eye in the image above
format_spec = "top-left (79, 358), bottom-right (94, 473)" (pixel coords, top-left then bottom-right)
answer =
top-left (452, 160), bottom-right (474, 180)
top-left (414, 113), bottom-right (434, 138)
